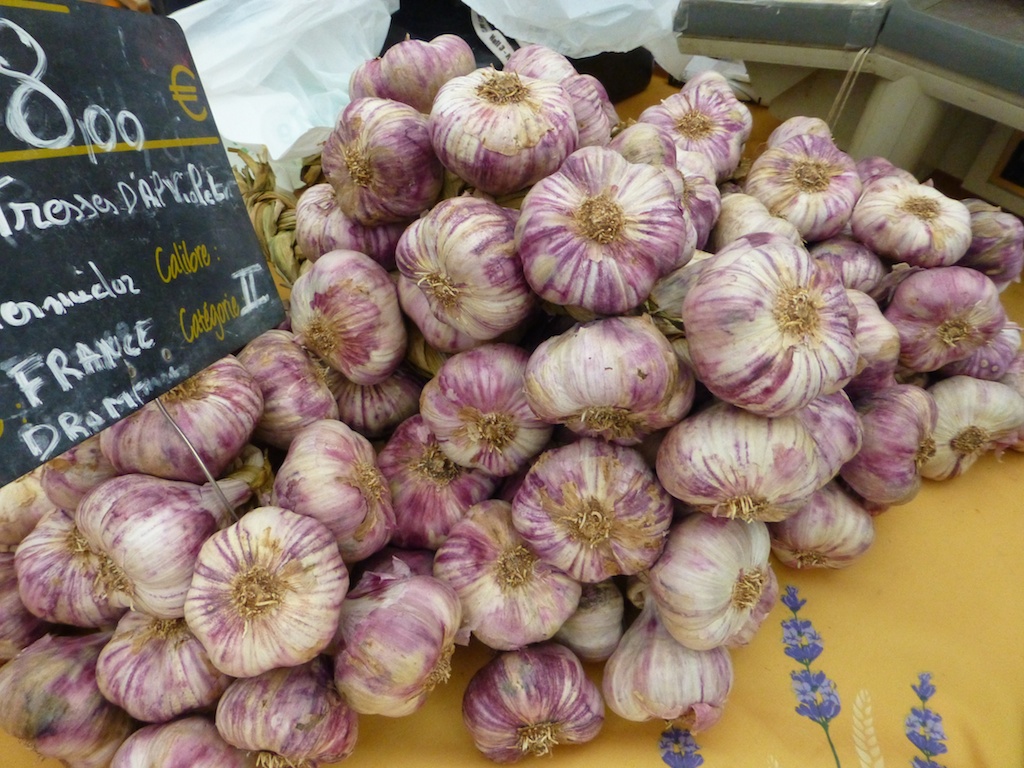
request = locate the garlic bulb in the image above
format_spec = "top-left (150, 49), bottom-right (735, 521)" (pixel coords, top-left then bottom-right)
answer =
top-left (216, 656), bottom-right (358, 766)
top-left (883, 265), bottom-right (1006, 373)
top-left (1000, 351), bottom-right (1024, 450)
top-left (809, 235), bottom-right (889, 301)
top-left (503, 43), bottom-right (578, 81)
top-left (766, 115), bottom-right (832, 147)
top-left (236, 328), bottom-right (344, 450)
top-left (655, 401), bottom-right (824, 522)
top-left (794, 390), bottom-right (864, 484)
top-left (919, 376), bottom-right (1024, 480)
top-left (184, 506), bottom-right (348, 678)
top-left (607, 121), bottom-right (677, 167)
top-left (958, 198), bottom-right (1024, 290)
top-left (940, 322), bottom-right (1021, 381)
top-left (644, 249), bottom-right (715, 342)
top-left (397, 273), bottom-right (482, 354)
top-left (648, 513), bottom-right (774, 651)
top-left (515, 145), bottom-right (690, 314)
top-left (843, 288), bottom-right (901, 399)
top-left (321, 96), bottom-right (443, 225)
top-left (419, 343), bottom-right (553, 477)
top-left (553, 579), bottom-right (624, 663)
top-left (0, 466), bottom-right (53, 550)
top-left (856, 155), bottom-right (917, 186)
top-left (0, 552), bottom-right (49, 660)
top-left (709, 190), bottom-right (803, 251)
top-left (334, 363), bottom-right (424, 440)
top-left (461, 642), bottom-right (604, 762)
top-left (334, 564), bottom-right (463, 717)
top-left (429, 67), bottom-right (578, 196)
top-left (377, 414), bottom-right (499, 549)
top-left (111, 717), bottom-right (256, 768)
top-left (851, 175), bottom-right (972, 267)
top-left (524, 315), bottom-right (695, 445)
top-left (511, 438), bottom-right (673, 583)
top-left (96, 611), bottom-right (230, 722)
top-left (289, 248), bottom-right (407, 386)
top-left (561, 72), bottom-right (617, 147)
top-left (682, 232), bottom-right (859, 416)
top-left (99, 355), bottom-right (263, 484)
top-left (40, 433), bottom-right (117, 512)
top-left (744, 133), bottom-right (861, 241)
top-left (433, 499), bottom-right (582, 651)
top-left (348, 33), bottom-right (476, 113)
top-left (769, 481), bottom-right (876, 568)
top-left (675, 149), bottom-right (722, 249)
top-left (602, 598), bottom-right (733, 728)
top-left (395, 196), bottom-right (534, 342)
top-left (273, 418), bottom-right (395, 564)
top-left (0, 632), bottom-right (134, 768)
top-left (728, 564), bottom-right (780, 648)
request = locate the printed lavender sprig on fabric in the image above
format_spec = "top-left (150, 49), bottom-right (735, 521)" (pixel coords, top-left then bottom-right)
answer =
top-left (905, 673), bottom-right (948, 768)
top-left (659, 725), bottom-right (704, 768)
top-left (781, 585), bottom-right (842, 767)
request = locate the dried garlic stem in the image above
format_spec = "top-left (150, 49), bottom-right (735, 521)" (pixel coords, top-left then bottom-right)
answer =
top-left (575, 194), bottom-right (625, 244)
top-left (230, 566), bottom-right (283, 621)
top-left (719, 495), bottom-right (770, 522)
top-left (792, 551), bottom-right (829, 569)
top-left (731, 568), bottom-right (766, 609)
top-left (900, 195), bottom-right (940, 220)
top-left (566, 497), bottom-right (613, 547)
top-left (774, 286), bottom-right (822, 337)
top-left (949, 425), bottom-right (989, 457)
top-left (937, 316), bottom-right (972, 347)
top-left (413, 444), bottom-right (462, 486)
top-left (914, 436), bottom-right (937, 468)
top-left (495, 545), bottom-right (537, 591)
top-left (517, 722), bottom-right (561, 756)
top-left (301, 313), bottom-right (338, 362)
top-left (342, 144), bottom-right (372, 187)
top-left (576, 406), bottom-right (637, 441)
top-left (477, 71), bottom-right (527, 104)
top-left (467, 412), bottom-right (518, 452)
top-left (675, 110), bottom-right (714, 140)
top-left (425, 642), bottom-right (456, 691)
top-left (255, 752), bottom-right (315, 768)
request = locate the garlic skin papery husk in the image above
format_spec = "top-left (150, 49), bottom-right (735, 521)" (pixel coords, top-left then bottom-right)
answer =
top-left (99, 355), bottom-right (263, 484)
top-left (0, 632), bottom-right (134, 768)
top-left (272, 419), bottom-right (395, 564)
top-left (395, 195), bottom-right (534, 342)
top-left (675, 149), bottom-right (722, 250)
top-left (503, 43), bottom-right (578, 80)
top-left (75, 473), bottom-right (252, 618)
top-left (433, 499), bottom-right (582, 651)
top-left (766, 115), bottom-right (832, 147)
top-left (0, 467), bottom-right (54, 551)
top-left (0, 552), bottom-right (50, 660)
top-left (850, 175), bottom-right (973, 267)
top-left (40, 433), bottom-right (118, 513)
top-left (769, 481), bottom-right (876, 569)
top-left (883, 265), bottom-right (1007, 373)
top-left (844, 288), bottom-right (902, 399)
top-left (461, 642), bottom-right (605, 763)
top-left (708, 190), bottom-right (803, 251)
top-left (524, 315), bottom-right (695, 445)
top-left (939, 322), bottom-right (1022, 381)
top-left (957, 198), bottom-right (1024, 290)
top-left (919, 375), bottom-right (1024, 480)
top-left (794, 390), bottom-right (864, 485)
top-left (184, 506), bottom-right (348, 678)
top-left (744, 133), bottom-right (862, 241)
top-left (511, 438), bottom-right (674, 583)
top-left (647, 513), bottom-right (775, 651)
top-left (809, 235), bottom-right (889, 303)
top-left (682, 232), bottom-right (859, 417)
top-left (334, 563), bottom-right (463, 717)
top-left (321, 96), bottom-right (443, 226)
top-left (96, 611), bottom-right (231, 723)
top-left (236, 328), bottom-right (344, 450)
top-left (289, 248), bottom-right (407, 386)
top-left (397, 272), bottom-right (484, 354)
top-left (111, 716), bottom-right (257, 768)
top-left (515, 145), bottom-right (691, 314)
top-left (856, 154), bottom-right (918, 186)
top-left (216, 656), bottom-right (358, 767)
top-left (607, 121), bottom-right (678, 167)
top-left (428, 67), bottom-right (578, 196)
top-left (15, 507), bottom-right (126, 628)
top-left (655, 401), bottom-right (825, 522)
top-left (644, 249), bottom-right (716, 342)
top-left (561, 73), bottom-right (617, 147)
top-left (377, 414), bottom-right (499, 549)
top-left (602, 598), bottom-right (733, 728)
top-left (334, 363), bottom-right (424, 440)
top-left (348, 33), bottom-right (476, 113)
top-left (419, 343), bottom-right (553, 477)
top-left (553, 578), bottom-right (624, 663)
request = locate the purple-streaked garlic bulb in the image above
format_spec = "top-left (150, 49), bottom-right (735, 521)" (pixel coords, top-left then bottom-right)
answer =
top-left (15, 507), bottom-right (126, 628)
top-left (608, 121), bottom-right (678, 167)
top-left (236, 328), bottom-right (344, 450)
top-left (515, 145), bottom-right (690, 314)
top-left (289, 248), bottom-right (407, 385)
top-left (744, 133), bottom-right (861, 241)
top-left (766, 115), bottom-right (832, 147)
top-left (675, 149), bottom-right (722, 250)
top-left (272, 418), bottom-right (395, 564)
top-left (321, 97), bottom-right (443, 225)
top-left (111, 716), bottom-right (256, 768)
top-left (524, 315), bottom-right (695, 445)
top-left (0, 632), bottom-right (134, 768)
top-left (429, 67), bottom-right (578, 196)
top-left (96, 611), bottom-right (230, 722)
top-left (602, 598), bottom-right (733, 727)
top-left (419, 343), bottom-right (553, 478)
top-left (794, 390), bottom-right (863, 484)
top-left (655, 401), bottom-right (825, 523)
top-left (768, 481), bottom-right (875, 568)
top-left (647, 513), bottom-right (774, 650)
top-left (434, 499), bottom-right (581, 651)
top-left (184, 506), bottom-right (348, 678)
top-left (75, 473), bottom-right (252, 618)
top-left (709, 190), bottom-right (803, 251)
top-left (511, 438), bottom-right (673, 583)
top-left (0, 552), bottom-right (50, 660)
top-left (843, 288), bottom-right (901, 399)
top-left (349, 33), bottom-right (476, 113)
top-left (334, 363), bottom-right (424, 440)
top-left (560, 72), bottom-right (617, 147)
top-left (462, 642), bottom-right (604, 762)
top-left (809, 234), bottom-right (889, 301)
top-left (395, 196), bottom-right (534, 342)
top-left (682, 233), bottom-right (859, 416)
top-left (645, 250), bottom-right (716, 342)
top-left (0, 467), bottom-right (53, 551)
top-left (883, 265), bottom-right (1007, 373)
top-left (939, 322), bottom-right (1021, 381)
top-left (729, 565), bottom-right (780, 648)
top-left (856, 154), bottom-right (917, 186)
top-left (397, 273), bottom-right (482, 354)
top-left (1000, 351), bottom-right (1024, 450)
top-left (553, 579), bottom-right (624, 663)
top-left (503, 43), bottom-right (577, 79)
top-left (334, 563), bottom-right (463, 717)
top-left (99, 355), bottom-right (263, 484)
top-left (851, 175), bottom-right (972, 267)
top-left (377, 414), bottom-right (499, 549)
top-left (216, 656), bottom-right (358, 765)
top-left (920, 376), bottom-right (1024, 480)
top-left (957, 198), bottom-right (1024, 291)
top-left (40, 434), bottom-right (117, 513)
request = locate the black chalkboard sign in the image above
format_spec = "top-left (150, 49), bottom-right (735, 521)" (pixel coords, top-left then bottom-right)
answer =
top-left (0, 1), bottom-right (285, 486)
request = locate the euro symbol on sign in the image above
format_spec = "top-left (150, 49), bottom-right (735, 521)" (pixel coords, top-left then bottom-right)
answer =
top-left (169, 65), bottom-right (208, 121)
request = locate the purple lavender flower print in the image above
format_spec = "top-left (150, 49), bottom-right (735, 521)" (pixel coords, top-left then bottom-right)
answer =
top-left (659, 726), bottom-right (704, 768)
top-left (791, 668), bottom-right (842, 722)
top-left (782, 617), bottom-right (824, 664)
top-left (905, 673), bottom-right (948, 768)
